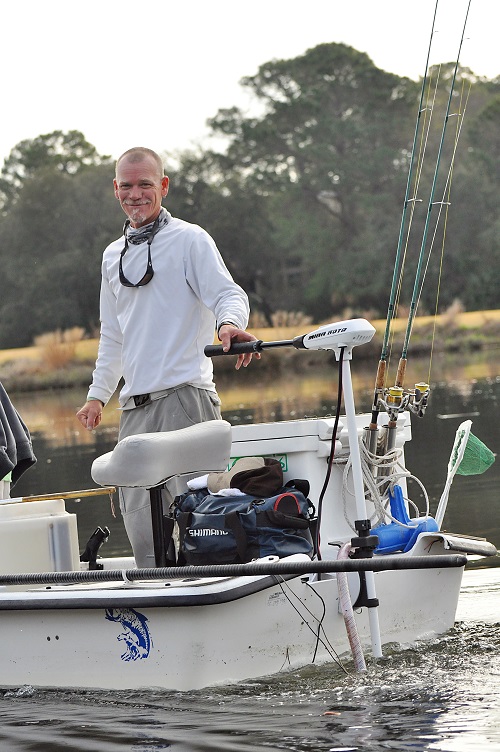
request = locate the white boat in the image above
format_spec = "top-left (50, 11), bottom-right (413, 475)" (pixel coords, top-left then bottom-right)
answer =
top-left (0, 318), bottom-right (496, 691)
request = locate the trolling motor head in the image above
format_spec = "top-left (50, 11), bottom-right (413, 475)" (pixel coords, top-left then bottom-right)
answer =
top-left (204, 318), bottom-right (376, 360)
top-left (293, 318), bottom-right (376, 359)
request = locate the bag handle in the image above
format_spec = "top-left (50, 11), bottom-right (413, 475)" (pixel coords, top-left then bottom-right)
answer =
top-left (224, 510), bottom-right (249, 562)
top-left (256, 509), bottom-right (310, 530)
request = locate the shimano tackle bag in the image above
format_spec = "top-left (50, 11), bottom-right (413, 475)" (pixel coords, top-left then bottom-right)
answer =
top-left (173, 481), bottom-right (315, 565)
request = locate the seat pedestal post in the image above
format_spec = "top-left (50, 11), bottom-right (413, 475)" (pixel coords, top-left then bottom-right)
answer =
top-left (150, 486), bottom-right (169, 567)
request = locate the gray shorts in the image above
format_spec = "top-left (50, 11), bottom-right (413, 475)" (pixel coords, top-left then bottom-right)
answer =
top-left (118, 385), bottom-right (222, 567)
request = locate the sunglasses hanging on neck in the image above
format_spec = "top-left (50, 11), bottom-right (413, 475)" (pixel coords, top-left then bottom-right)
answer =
top-left (119, 214), bottom-right (161, 288)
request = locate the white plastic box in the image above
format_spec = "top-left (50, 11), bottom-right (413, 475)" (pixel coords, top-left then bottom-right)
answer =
top-left (0, 498), bottom-right (79, 574)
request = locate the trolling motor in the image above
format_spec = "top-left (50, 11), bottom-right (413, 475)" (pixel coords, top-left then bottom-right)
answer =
top-left (206, 317), bottom-right (384, 659)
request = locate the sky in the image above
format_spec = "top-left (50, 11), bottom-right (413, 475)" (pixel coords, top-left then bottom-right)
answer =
top-left (1, 0), bottom-right (498, 169)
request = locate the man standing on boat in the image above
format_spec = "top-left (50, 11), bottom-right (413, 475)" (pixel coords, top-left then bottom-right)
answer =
top-left (76, 146), bottom-right (257, 567)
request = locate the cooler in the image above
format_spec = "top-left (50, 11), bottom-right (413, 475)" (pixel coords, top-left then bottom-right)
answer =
top-left (230, 414), bottom-right (412, 553)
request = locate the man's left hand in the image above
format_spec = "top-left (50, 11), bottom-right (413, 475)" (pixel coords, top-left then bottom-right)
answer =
top-left (218, 325), bottom-right (261, 370)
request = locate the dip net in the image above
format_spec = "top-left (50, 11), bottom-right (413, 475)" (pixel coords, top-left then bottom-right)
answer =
top-left (455, 428), bottom-right (495, 476)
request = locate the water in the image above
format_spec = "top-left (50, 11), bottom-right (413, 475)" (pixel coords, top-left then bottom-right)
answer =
top-left (1, 353), bottom-right (499, 750)
top-left (0, 579), bottom-right (498, 752)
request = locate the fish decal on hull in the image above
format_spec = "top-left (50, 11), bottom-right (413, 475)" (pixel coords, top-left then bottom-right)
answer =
top-left (105, 607), bottom-right (153, 661)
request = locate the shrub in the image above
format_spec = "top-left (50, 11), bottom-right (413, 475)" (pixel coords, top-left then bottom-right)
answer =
top-left (33, 327), bottom-right (85, 370)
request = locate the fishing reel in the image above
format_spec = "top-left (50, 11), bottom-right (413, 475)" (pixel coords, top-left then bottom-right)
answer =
top-left (377, 382), bottom-right (430, 421)
top-left (410, 382), bottom-right (430, 418)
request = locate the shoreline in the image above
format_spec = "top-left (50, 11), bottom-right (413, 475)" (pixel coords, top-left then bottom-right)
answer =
top-left (1, 310), bottom-right (499, 394)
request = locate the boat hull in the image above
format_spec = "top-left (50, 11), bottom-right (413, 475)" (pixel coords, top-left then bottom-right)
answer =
top-left (0, 551), bottom-right (464, 691)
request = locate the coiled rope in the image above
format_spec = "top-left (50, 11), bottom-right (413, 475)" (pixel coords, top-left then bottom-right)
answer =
top-left (332, 437), bottom-right (431, 532)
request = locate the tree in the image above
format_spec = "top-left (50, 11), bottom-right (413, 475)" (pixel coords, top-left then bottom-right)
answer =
top-left (467, 94), bottom-right (500, 185)
top-left (0, 162), bottom-right (121, 347)
top-left (204, 51), bottom-right (500, 321)
top-left (0, 49), bottom-right (498, 349)
top-left (409, 73), bottom-right (500, 314)
top-left (166, 150), bottom-right (280, 322)
top-left (206, 43), bottom-right (419, 320)
top-left (0, 130), bottom-right (111, 210)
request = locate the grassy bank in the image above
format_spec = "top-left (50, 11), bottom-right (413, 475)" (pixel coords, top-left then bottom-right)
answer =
top-left (1, 310), bottom-right (499, 394)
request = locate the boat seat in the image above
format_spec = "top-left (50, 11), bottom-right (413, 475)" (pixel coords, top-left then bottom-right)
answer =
top-left (91, 419), bottom-right (232, 489)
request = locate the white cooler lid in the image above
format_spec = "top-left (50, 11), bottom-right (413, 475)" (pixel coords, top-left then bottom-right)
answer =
top-left (231, 417), bottom-right (343, 442)
top-left (0, 498), bottom-right (67, 520)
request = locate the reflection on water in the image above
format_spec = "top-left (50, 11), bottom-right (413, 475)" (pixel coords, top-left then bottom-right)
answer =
top-left (11, 348), bottom-right (500, 440)
top-left (6, 350), bottom-right (500, 556)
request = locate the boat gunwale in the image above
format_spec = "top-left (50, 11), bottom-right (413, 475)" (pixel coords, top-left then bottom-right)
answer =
top-left (0, 571), bottom-right (303, 610)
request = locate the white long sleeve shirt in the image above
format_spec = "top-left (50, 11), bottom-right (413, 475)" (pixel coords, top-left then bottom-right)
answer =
top-left (87, 215), bottom-right (249, 407)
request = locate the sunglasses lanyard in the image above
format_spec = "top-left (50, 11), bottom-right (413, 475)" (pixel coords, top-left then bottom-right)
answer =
top-left (119, 213), bottom-right (161, 288)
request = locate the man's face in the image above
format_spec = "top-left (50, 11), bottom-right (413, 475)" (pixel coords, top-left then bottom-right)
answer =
top-left (114, 156), bottom-right (169, 228)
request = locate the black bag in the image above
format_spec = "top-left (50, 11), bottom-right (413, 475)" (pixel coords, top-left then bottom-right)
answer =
top-left (174, 481), bottom-right (315, 565)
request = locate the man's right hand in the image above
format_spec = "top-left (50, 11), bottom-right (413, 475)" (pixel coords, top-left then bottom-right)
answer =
top-left (76, 399), bottom-right (104, 431)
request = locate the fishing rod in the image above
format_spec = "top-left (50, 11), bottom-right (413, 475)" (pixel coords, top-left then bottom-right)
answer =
top-left (370, 0), bottom-right (439, 434)
top-left (411, 79), bottom-right (472, 338)
top-left (371, 0), bottom-right (472, 440)
top-left (370, 0), bottom-right (439, 428)
top-left (4, 487), bottom-right (116, 504)
top-left (395, 0), bottom-right (472, 389)
top-left (207, 319), bottom-right (384, 658)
